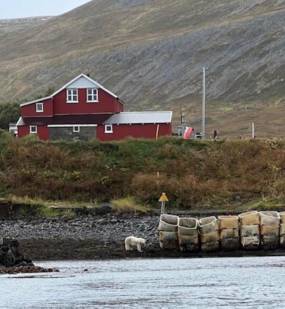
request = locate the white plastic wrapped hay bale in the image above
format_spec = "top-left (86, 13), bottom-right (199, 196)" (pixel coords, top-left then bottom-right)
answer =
top-left (239, 211), bottom-right (259, 225)
top-left (200, 231), bottom-right (220, 243)
top-left (279, 212), bottom-right (285, 223)
top-left (177, 217), bottom-right (199, 252)
top-left (260, 211), bottom-right (280, 226)
top-left (220, 228), bottom-right (239, 239)
top-left (241, 225), bottom-right (259, 237)
top-left (199, 217), bottom-right (219, 252)
top-left (239, 212), bottom-right (260, 250)
top-left (240, 224), bottom-right (260, 249)
top-left (218, 216), bottom-right (240, 250)
top-left (158, 214), bottom-right (178, 249)
top-left (259, 211), bottom-right (280, 249)
top-left (199, 216), bottom-right (218, 234)
top-left (219, 216), bottom-right (239, 230)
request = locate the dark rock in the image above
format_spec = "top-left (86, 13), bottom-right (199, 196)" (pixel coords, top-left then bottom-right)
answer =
top-left (0, 239), bottom-right (34, 268)
top-left (95, 203), bottom-right (113, 215)
top-left (0, 265), bottom-right (58, 274)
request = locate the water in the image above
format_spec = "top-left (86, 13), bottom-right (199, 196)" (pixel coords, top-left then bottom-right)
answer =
top-left (0, 257), bottom-right (285, 308)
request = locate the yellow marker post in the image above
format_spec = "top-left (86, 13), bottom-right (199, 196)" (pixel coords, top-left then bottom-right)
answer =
top-left (159, 193), bottom-right (169, 214)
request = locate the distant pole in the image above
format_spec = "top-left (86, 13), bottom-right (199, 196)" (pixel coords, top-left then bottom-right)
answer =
top-left (202, 67), bottom-right (206, 139)
top-left (159, 193), bottom-right (169, 214)
top-left (161, 201), bottom-right (166, 214)
top-left (251, 122), bottom-right (255, 139)
top-left (156, 124), bottom-right (160, 140)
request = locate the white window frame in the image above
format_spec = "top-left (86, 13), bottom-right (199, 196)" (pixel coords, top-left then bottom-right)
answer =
top-left (36, 102), bottom-right (44, 113)
top-left (73, 126), bottom-right (80, 133)
top-left (30, 125), bottom-right (37, 134)
top-left (87, 88), bottom-right (98, 103)
top-left (105, 124), bottom-right (113, 134)
top-left (67, 89), bottom-right (78, 103)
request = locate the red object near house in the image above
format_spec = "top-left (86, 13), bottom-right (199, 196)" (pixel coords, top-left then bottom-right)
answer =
top-left (183, 127), bottom-right (194, 140)
top-left (16, 74), bottom-right (173, 141)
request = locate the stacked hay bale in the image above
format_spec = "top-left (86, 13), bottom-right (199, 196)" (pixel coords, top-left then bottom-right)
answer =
top-left (199, 217), bottom-right (219, 252)
top-left (177, 217), bottom-right (199, 252)
top-left (259, 211), bottom-right (280, 250)
top-left (218, 216), bottom-right (240, 250)
top-left (158, 214), bottom-right (178, 249)
top-left (280, 212), bottom-right (285, 248)
top-left (239, 211), bottom-right (260, 250)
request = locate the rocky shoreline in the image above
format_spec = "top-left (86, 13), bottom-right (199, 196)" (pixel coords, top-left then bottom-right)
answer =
top-left (0, 215), bottom-right (159, 260)
top-left (0, 238), bottom-right (58, 274)
top-left (0, 266), bottom-right (57, 275)
top-left (1, 214), bottom-right (285, 260)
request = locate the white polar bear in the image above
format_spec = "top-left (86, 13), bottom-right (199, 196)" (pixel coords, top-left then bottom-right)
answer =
top-left (124, 236), bottom-right (146, 253)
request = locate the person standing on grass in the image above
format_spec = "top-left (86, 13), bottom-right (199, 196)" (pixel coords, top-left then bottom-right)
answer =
top-left (213, 130), bottom-right (218, 141)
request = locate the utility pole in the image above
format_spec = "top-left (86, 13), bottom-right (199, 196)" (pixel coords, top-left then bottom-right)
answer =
top-left (202, 67), bottom-right (206, 139)
top-left (251, 122), bottom-right (255, 139)
top-left (180, 104), bottom-right (184, 125)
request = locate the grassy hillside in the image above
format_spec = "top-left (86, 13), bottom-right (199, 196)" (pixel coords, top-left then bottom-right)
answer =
top-left (0, 131), bottom-right (284, 211)
top-left (1, 1), bottom-right (285, 137)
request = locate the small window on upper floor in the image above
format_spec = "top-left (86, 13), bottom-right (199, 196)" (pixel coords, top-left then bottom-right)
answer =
top-left (87, 88), bottom-right (98, 103)
top-left (67, 89), bottom-right (78, 103)
top-left (30, 125), bottom-right (37, 134)
top-left (36, 102), bottom-right (43, 113)
top-left (105, 124), bottom-right (113, 134)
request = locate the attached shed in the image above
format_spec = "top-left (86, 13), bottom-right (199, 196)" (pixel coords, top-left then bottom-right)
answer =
top-left (97, 111), bottom-right (173, 141)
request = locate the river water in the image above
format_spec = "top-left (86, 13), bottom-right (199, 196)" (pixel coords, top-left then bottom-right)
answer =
top-left (0, 257), bottom-right (285, 308)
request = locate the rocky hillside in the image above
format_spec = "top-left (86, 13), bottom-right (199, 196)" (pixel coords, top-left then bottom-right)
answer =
top-left (1, 0), bottom-right (285, 136)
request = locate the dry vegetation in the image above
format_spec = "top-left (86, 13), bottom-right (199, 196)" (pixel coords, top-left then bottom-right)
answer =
top-left (0, 131), bottom-right (284, 211)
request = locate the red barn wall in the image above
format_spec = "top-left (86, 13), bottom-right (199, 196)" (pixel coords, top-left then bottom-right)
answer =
top-left (37, 126), bottom-right (49, 140)
top-left (21, 98), bottom-right (53, 118)
top-left (97, 123), bottom-right (172, 141)
top-left (18, 126), bottom-right (29, 138)
top-left (53, 89), bottom-right (123, 115)
top-left (18, 123), bottom-right (172, 141)
top-left (18, 125), bottom-right (49, 140)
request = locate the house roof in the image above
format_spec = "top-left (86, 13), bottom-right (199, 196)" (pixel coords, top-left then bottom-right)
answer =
top-left (20, 73), bottom-right (119, 107)
top-left (16, 117), bottom-right (24, 126)
top-left (105, 111), bottom-right (173, 124)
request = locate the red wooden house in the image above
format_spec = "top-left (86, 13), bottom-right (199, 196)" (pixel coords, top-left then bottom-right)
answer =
top-left (16, 74), bottom-right (172, 141)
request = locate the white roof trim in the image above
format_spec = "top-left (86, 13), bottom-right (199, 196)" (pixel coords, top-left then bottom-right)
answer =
top-left (20, 96), bottom-right (52, 107)
top-left (48, 124), bottom-right (98, 128)
top-left (105, 111), bottom-right (173, 125)
top-left (20, 73), bottom-right (119, 107)
top-left (16, 117), bottom-right (24, 126)
top-left (81, 74), bottom-right (118, 98)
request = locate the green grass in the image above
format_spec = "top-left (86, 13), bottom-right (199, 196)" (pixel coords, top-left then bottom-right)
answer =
top-left (111, 197), bottom-right (150, 214)
top-left (238, 198), bottom-right (285, 212)
top-left (1, 195), bottom-right (151, 217)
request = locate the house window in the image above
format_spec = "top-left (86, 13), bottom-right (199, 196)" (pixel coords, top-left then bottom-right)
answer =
top-left (30, 125), bottom-right (37, 134)
top-left (73, 126), bottom-right (80, 133)
top-left (67, 89), bottom-right (78, 103)
top-left (105, 125), bottom-right (113, 134)
top-left (87, 88), bottom-right (98, 102)
top-left (36, 102), bottom-right (43, 113)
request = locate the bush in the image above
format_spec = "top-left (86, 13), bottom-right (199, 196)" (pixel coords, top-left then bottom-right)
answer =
top-left (0, 103), bottom-right (20, 129)
top-left (0, 137), bottom-right (284, 209)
